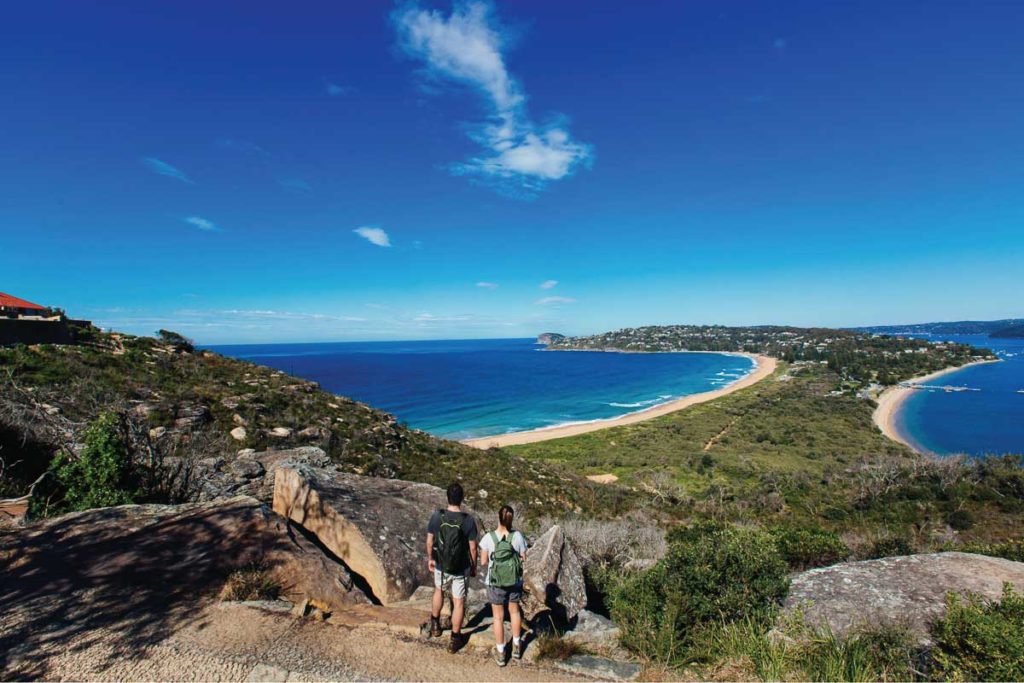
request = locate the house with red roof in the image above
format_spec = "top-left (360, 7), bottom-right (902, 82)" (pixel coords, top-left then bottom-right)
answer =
top-left (0, 292), bottom-right (51, 319)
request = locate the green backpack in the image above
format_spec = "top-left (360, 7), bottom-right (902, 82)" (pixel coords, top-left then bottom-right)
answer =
top-left (487, 530), bottom-right (523, 587)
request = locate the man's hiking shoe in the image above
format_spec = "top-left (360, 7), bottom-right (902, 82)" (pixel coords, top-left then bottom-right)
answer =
top-left (429, 617), bottom-right (442, 638)
top-left (448, 632), bottom-right (465, 654)
top-left (494, 646), bottom-right (507, 667)
top-left (514, 640), bottom-right (524, 660)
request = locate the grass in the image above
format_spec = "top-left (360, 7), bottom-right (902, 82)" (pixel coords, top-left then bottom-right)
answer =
top-left (533, 634), bottom-right (588, 661)
top-left (510, 363), bottom-right (1024, 551)
top-left (219, 564), bottom-right (282, 601)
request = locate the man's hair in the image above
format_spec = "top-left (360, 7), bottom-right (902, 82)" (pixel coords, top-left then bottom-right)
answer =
top-left (446, 482), bottom-right (464, 506)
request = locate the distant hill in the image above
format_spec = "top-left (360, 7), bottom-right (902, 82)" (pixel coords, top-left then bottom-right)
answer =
top-left (991, 324), bottom-right (1024, 338)
top-left (536, 332), bottom-right (565, 344)
top-left (856, 318), bottom-right (1024, 336)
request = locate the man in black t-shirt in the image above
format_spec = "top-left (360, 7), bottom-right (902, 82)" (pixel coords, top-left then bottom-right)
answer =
top-left (425, 482), bottom-right (478, 653)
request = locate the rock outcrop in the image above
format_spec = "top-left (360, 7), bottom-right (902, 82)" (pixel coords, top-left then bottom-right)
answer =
top-left (522, 524), bottom-right (587, 621)
top-left (783, 552), bottom-right (1024, 640)
top-left (0, 496), bottom-right (369, 669)
top-left (273, 463), bottom-right (484, 605)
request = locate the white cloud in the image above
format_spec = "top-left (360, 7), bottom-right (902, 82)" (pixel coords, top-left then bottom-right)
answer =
top-left (535, 296), bottom-right (576, 305)
top-left (413, 312), bottom-right (474, 322)
top-left (394, 1), bottom-right (592, 194)
top-left (476, 281), bottom-right (499, 289)
top-left (184, 216), bottom-right (220, 232)
top-left (325, 81), bottom-right (351, 96)
top-left (539, 279), bottom-right (558, 289)
top-left (353, 226), bottom-right (391, 247)
top-left (143, 157), bottom-right (193, 184)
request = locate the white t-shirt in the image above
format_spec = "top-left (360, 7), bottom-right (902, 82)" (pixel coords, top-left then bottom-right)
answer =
top-left (480, 529), bottom-right (528, 586)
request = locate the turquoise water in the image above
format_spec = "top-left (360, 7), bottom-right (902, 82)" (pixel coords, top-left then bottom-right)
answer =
top-left (894, 334), bottom-right (1024, 456)
top-left (210, 338), bottom-right (755, 440)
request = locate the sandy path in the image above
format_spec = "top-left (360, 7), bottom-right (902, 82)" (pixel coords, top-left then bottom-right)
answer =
top-left (872, 359), bottom-right (1001, 453)
top-left (16, 601), bottom-right (587, 682)
top-left (463, 354), bottom-right (777, 448)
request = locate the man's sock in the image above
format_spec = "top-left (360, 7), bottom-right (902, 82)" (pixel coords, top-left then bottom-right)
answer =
top-left (496, 642), bottom-right (506, 652)
top-left (513, 637), bottom-right (521, 646)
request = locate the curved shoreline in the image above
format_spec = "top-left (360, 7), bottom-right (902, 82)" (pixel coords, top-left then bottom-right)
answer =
top-left (462, 353), bottom-right (778, 449)
top-left (872, 358), bottom-right (1002, 453)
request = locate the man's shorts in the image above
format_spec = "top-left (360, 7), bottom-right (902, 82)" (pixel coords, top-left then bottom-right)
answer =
top-left (433, 569), bottom-right (469, 600)
top-left (486, 583), bottom-right (523, 605)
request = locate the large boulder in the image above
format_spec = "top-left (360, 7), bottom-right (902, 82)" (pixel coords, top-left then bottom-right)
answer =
top-left (522, 524), bottom-right (587, 622)
top-left (783, 552), bottom-right (1024, 641)
top-left (273, 463), bottom-right (484, 605)
top-left (0, 497), bottom-right (368, 649)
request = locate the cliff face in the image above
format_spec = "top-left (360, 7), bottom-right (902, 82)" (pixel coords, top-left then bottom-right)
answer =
top-left (0, 331), bottom-right (604, 515)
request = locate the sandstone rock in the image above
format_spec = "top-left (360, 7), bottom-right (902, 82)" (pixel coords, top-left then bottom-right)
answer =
top-left (233, 414), bottom-right (248, 426)
top-left (521, 525), bottom-right (587, 623)
top-left (565, 609), bottom-right (621, 649)
top-left (149, 426), bottom-right (167, 440)
top-left (0, 496), bottom-right (369, 634)
top-left (783, 552), bottom-right (1024, 641)
top-left (230, 427), bottom-right (247, 441)
top-left (229, 459), bottom-right (265, 480)
top-left (273, 463), bottom-right (484, 605)
top-left (269, 427), bottom-right (292, 438)
top-left (199, 456), bottom-right (225, 472)
top-left (237, 448), bottom-right (257, 458)
top-left (174, 405), bottom-right (211, 429)
top-left (297, 426), bottom-right (326, 440)
top-left (555, 654), bottom-right (640, 681)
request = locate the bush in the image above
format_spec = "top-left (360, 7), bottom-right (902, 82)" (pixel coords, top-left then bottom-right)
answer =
top-left (930, 584), bottom-right (1024, 682)
top-left (869, 536), bottom-right (913, 559)
top-left (608, 522), bottom-right (789, 662)
top-left (946, 509), bottom-right (975, 531)
top-left (534, 634), bottom-right (587, 661)
top-left (52, 412), bottom-right (138, 512)
top-left (771, 525), bottom-right (850, 571)
top-left (957, 539), bottom-right (1024, 563)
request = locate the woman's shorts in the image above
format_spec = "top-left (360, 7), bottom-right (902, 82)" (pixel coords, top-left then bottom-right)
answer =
top-left (487, 583), bottom-right (523, 605)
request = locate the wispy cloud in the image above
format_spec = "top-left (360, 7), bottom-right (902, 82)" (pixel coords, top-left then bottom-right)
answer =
top-left (539, 279), bottom-right (558, 290)
top-left (217, 139), bottom-right (269, 155)
top-left (354, 226), bottom-right (391, 247)
top-left (325, 81), bottom-right (352, 96)
top-left (536, 295), bottom-right (576, 306)
top-left (184, 216), bottom-right (221, 232)
top-left (393, 1), bottom-right (592, 195)
top-left (142, 157), bottom-right (193, 184)
top-left (476, 281), bottom-right (499, 289)
top-left (279, 178), bottom-right (313, 192)
top-left (413, 312), bottom-right (474, 322)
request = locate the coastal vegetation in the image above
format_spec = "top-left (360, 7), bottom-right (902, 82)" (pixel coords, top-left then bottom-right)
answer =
top-left (548, 324), bottom-right (993, 389)
top-left (0, 330), bottom-right (620, 516)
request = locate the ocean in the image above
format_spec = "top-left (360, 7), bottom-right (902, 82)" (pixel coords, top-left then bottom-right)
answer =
top-left (894, 334), bottom-right (1024, 456)
top-left (209, 338), bottom-right (755, 440)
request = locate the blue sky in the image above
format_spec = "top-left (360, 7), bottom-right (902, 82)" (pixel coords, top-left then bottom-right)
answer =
top-left (3, 0), bottom-right (1023, 343)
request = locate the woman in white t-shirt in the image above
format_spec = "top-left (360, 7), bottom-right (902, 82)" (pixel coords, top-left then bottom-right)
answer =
top-left (479, 505), bottom-right (528, 666)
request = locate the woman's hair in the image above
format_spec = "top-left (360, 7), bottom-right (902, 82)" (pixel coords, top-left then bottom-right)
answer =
top-left (498, 505), bottom-right (514, 530)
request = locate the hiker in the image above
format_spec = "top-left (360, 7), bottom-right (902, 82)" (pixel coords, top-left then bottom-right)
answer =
top-left (425, 482), bottom-right (478, 653)
top-left (479, 504), bottom-right (528, 666)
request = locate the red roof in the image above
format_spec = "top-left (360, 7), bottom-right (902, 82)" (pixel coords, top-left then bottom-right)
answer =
top-left (0, 292), bottom-right (47, 310)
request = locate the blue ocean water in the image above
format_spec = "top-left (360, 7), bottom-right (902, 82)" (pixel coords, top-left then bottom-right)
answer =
top-left (210, 338), bottom-right (755, 440)
top-left (894, 334), bottom-right (1024, 456)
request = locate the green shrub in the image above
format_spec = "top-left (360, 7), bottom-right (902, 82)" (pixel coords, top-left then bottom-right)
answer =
top-left (930, 584), bottom-right (1024, 682)
top-left (534, 634), bottom-right (587, 661)
top-left (52, 412), bottom-right (138, 512)
top-left (796, 624), bottom-right (918, 682)
top-left (869, 537), bottom-right (913, 559)
top-left (946, 509), bottom-right (975, 531)
top-left (771, 525), bottom-right (850, 570)
top-left (608, 522), bottom-right (789, 662)
top-left (956, 539), bottom-right (1024, 563)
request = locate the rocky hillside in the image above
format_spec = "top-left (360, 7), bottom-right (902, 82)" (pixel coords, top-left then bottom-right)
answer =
top-left (0, 331), bottom-right (618, 516)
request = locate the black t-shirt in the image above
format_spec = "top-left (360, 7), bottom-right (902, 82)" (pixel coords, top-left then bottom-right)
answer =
top-left (426, 509), bottom-right (478, 542)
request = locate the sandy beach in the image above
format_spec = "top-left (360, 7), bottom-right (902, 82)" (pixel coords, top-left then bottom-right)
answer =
top-left (872, 358), bottom-right (1002, 453)
top-left (463, 353), bottom-right (777, 449)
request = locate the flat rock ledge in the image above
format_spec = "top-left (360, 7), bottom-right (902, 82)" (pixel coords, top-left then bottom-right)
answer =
top-left (273, 463), bottom-right (484, 605)
top-left (783, 551), bottom-right (1024, 641)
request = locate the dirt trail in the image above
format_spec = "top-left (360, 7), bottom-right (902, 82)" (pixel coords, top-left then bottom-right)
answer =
top-left (6, 601), bottom-right (586, 682)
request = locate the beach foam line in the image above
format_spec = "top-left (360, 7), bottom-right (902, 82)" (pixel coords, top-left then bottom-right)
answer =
top-left (462, 353), bottom-right (777, 449)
